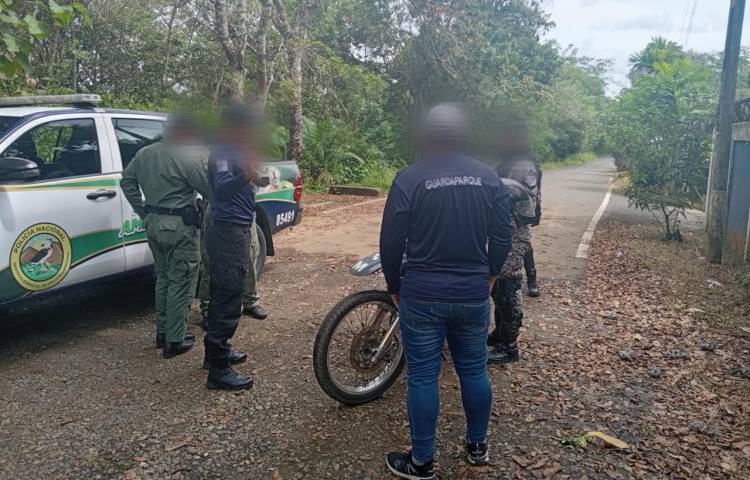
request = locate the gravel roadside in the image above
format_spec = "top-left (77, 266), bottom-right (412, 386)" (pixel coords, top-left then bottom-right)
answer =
top-left (2, 211), bottom-right (747, 479)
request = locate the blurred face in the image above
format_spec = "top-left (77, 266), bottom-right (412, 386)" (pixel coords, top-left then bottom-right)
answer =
top-left (165, 126), bottom-right (196, 144)
top-left (499, 128), bottom-right (528, 154)
top-left (223, 124), bottom-right (257, 149)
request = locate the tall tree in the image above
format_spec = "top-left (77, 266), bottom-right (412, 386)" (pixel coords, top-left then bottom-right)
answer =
top-left (271, 0), bottom-right (321, 162)
top-left (209, 0), bottom-right (250, 101)
top-left (628, 36), bottom-right (684, 82)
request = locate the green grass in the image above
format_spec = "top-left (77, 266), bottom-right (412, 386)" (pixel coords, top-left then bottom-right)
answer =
top-left (302, 162), bottom-right (398, 193)
top-left (541, 152), bottom-right (598, 171)
top-left (354, 163), bottom-right (398, 191)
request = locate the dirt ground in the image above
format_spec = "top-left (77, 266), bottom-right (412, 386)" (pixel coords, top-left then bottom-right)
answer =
top-left (0, 192), bottom-right (748, 480)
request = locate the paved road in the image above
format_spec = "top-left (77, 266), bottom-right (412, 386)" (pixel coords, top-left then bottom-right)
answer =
top-left (531, 156), bottom-right (615, 280)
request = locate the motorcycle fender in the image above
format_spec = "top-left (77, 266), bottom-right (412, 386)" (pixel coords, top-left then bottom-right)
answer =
top-left (350, 253), bottom-right (382, 276)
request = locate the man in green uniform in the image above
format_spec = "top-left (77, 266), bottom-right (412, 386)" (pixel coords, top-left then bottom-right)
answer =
top-left (121, 115), bottom-right (210, 358)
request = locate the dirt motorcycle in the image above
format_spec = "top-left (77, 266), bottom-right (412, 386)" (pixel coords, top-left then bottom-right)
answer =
top-left (312, 252), bottom-right (404, 405)
top-left (312, 178), bottom-right (534, 406)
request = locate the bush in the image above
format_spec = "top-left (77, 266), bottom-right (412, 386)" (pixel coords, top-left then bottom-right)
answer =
top-left (608, 58), bottom-right (714, 240)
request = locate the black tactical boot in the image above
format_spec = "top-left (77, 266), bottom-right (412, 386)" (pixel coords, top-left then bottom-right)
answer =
top-left (157, 333), bottom-right (194, 349)
top-left (487, 342), bottom-right (519, 364)
top-left (202, 351), bottom-right (247, 369)
top-left (243, 305), bottom-right (268, 320)
top-left (527, 275), bottom-right (540, 298)
top-left (385, 451), bottom-right (436, 480)
top-left (163, 340), bottom-right (193, 359)
top-left (200, 310), bottom-right (209, 332)
top-left (487, 329), bottom-right (501, 347)
top-left (206, 367), bottom-right (254, 391)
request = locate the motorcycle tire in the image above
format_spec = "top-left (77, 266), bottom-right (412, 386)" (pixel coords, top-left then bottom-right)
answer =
top-left (313, 290), bottom-right (405, 406)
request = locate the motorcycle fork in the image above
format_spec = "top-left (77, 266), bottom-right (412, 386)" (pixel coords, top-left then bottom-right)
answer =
top-left (370, 314), bottom-right (400, 364)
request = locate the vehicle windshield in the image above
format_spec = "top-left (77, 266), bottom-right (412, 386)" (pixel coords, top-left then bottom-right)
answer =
top-left (0, 116), bottom-right (19, 136)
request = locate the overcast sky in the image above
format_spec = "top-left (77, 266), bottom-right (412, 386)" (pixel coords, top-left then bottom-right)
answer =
top-left (542, 0), bottom-right (749, 93)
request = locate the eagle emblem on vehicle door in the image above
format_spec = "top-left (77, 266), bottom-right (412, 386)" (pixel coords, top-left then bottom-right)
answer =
top-left (10, 223), bottom-right (72, 291)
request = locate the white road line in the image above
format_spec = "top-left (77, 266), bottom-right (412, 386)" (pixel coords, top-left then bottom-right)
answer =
top-left (575, 182), bottom-right (614, 259)
top-left (319, 197), bottom-right (386, 215)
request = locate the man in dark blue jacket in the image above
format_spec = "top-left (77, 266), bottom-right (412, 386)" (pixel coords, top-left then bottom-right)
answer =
top-left (380, 104), bottom-right (513, 479)
top-left (203, 105), bottom-right (261, 391)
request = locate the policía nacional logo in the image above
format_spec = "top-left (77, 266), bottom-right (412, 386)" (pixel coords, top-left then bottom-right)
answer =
top-left (10, 223), bottom-right (72, 291)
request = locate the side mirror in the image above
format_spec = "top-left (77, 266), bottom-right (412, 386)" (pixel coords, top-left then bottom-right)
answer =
top-left (0, 156), bottom-right (40, 183)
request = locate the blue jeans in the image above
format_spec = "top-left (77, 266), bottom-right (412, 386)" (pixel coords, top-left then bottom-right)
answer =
top-left (399, 296), bottom-right (492, 464)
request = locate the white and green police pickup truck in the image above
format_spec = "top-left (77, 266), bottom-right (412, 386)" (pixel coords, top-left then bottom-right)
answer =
top-left (0, 95), bottom-right (303, 311)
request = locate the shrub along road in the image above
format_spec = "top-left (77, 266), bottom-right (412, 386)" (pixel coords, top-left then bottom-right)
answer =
top-left (0, 159), bottom-right (747, 479)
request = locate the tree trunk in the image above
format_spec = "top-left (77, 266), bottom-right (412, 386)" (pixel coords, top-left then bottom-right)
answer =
top-left (212, 0), bottom-right (248, 103)
top-left (289, 46), bottom-right (304, 162)
top-left (255, 0), bottom-right (274, 109)
top-left (228, 68), bottom-right (246, 102)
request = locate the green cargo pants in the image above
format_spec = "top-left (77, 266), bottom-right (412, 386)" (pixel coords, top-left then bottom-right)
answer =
top-left (198, 207), bottom-right (260, 316)
top-left (145, 214), bottom-right (201, 343)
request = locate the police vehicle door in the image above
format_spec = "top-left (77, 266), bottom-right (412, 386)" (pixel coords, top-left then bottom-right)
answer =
top-left (104, 115), bottom-right (166, 271)
top-left (0, 113), bottom-right (125, 305)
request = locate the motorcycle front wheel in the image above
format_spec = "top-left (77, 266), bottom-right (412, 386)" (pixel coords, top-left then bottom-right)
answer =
top-left (313, 290), bottom-right (405, 405)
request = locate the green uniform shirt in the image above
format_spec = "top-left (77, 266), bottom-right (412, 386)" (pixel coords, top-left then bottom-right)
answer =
top-left (121, 141), bottom-right (210, 217)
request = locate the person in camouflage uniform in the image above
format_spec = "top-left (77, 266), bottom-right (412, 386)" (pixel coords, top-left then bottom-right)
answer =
top-left (487, 122), bottom-right (541, 364)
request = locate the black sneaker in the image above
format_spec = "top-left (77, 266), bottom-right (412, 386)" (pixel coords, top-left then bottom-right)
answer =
top-left (385, 451), bottom-right (436, 480)
top-left (465, 438), bottom-right (489, 466)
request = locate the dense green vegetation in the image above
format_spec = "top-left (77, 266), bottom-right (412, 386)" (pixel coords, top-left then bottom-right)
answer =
top-left (606, 37), bottom-right (750, 240)
top-left (3, 0), bottom-right (610, 187)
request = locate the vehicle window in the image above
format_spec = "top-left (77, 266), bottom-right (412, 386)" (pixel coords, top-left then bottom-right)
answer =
top-left (0, 116), bottom-right (19, 136)
top-left (113, 118), bottom-right (164, 168)
top-left (0, 118), bottom-right (100, 181)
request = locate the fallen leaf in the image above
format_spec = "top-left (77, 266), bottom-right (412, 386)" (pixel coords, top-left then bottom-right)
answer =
top-left (166, 436), bottom-right (194, 451)
top-left (586, 431), bottom-right (630, 449)
top-left (654, 435), bottom-right (676, 447)
top-left (132, 456), bottom-right (146, 463)
top-left (530, 456), bottom-right (549, 469)
top-left (543, 464), bottom-right (562, 477)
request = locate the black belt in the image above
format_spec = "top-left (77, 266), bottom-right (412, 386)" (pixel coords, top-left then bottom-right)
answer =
top-left (144, 205), bottom-right (201, 227)
top-left (144, 205), bottom-right (189, 216)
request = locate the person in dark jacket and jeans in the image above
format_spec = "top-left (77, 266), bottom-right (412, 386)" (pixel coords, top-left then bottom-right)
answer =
top-left (380, 104), bottom-right (513, 480)
top-left (203, 105), bottom-right (262, 391)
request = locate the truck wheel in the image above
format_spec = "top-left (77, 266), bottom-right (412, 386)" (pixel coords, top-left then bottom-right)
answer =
top-left (255, 222), bottom-right (267, 278)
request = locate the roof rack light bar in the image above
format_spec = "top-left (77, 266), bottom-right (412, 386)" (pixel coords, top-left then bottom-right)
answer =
top-left (0, 94), bottom-right (102, 107)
